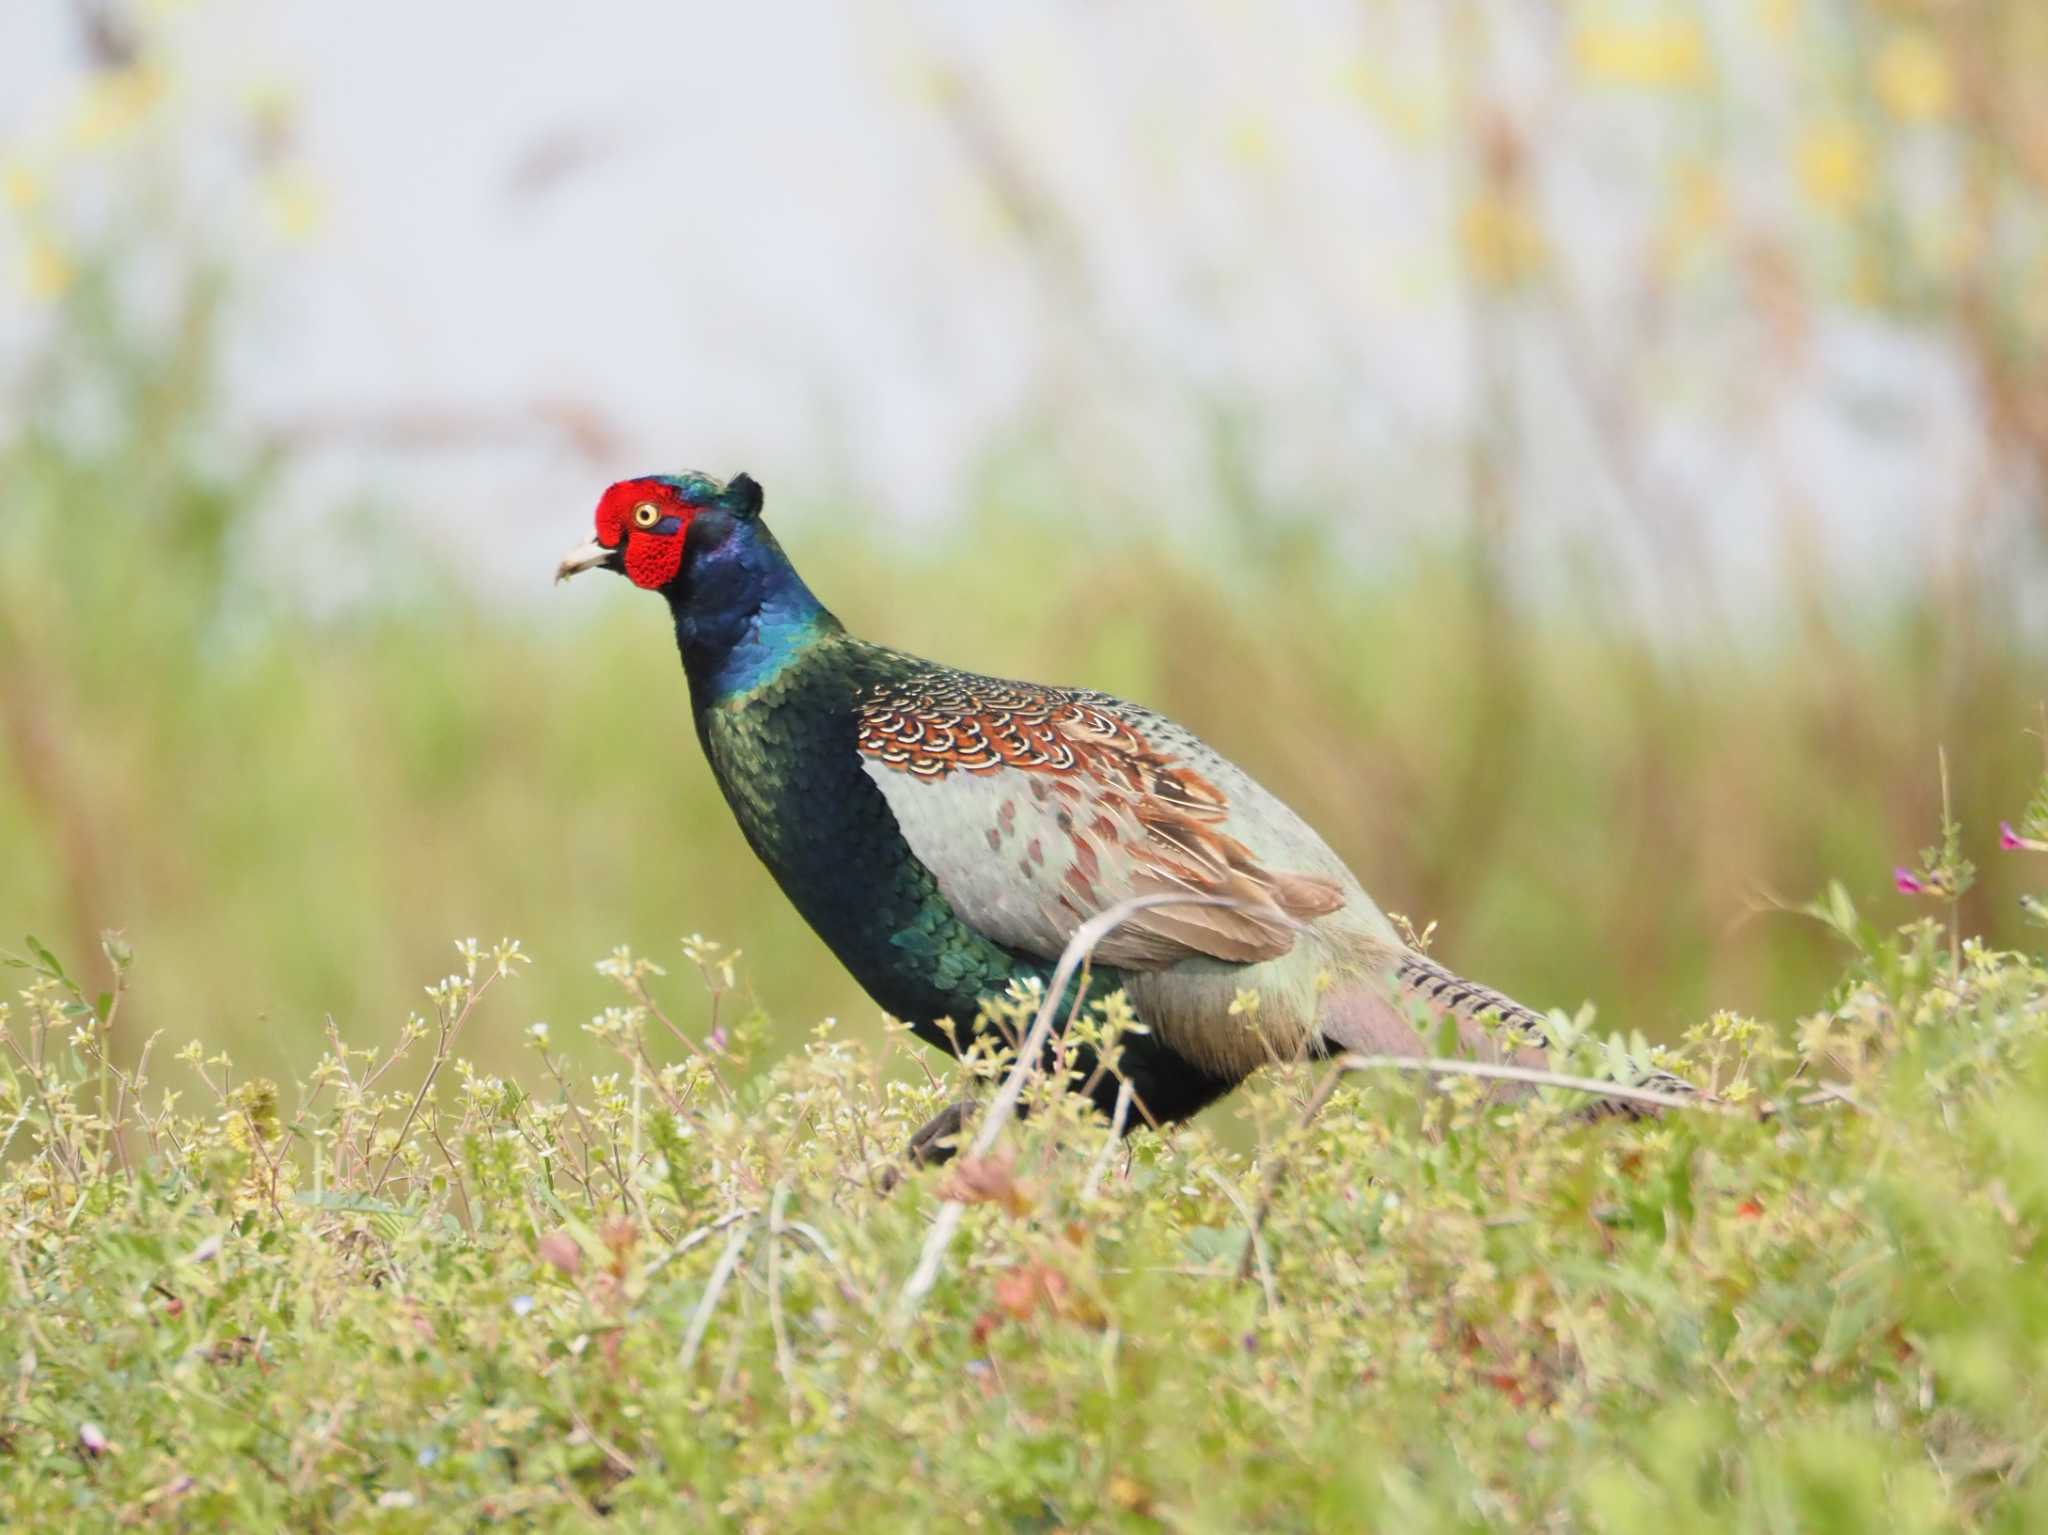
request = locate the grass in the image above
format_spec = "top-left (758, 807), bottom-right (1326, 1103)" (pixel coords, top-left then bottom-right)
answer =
top-left (6, 871), bottom-right (2048, 1531)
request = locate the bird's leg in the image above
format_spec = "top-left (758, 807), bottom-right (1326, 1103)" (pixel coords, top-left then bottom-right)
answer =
top-left (877, 1099), bottom-right (981, 1193)
top-left (906, 1098), bottom-right (979, 1167)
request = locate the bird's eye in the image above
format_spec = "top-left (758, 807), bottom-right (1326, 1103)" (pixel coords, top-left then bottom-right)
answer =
top-left (632, 501), bottom-right (662, 531)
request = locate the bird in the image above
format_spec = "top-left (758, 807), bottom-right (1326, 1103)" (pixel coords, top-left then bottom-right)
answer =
top-left (557, 470), bottom-right (1679, 1164)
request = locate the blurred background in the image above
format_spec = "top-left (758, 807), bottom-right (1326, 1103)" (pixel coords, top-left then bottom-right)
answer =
top-left (3, 0), bottom-right (2046, 1090)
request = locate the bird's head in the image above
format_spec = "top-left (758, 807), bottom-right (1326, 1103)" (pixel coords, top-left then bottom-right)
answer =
top-left (555, 471), bottom-right (765, 593)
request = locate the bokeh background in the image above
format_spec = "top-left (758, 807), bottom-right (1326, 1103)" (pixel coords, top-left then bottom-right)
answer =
top-left (4, 0), bottom-right (2046, 1091)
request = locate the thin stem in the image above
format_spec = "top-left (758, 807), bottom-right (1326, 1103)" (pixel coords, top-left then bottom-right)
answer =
top-left (642, 1206), bottom-right (757, 1284)
top-left (1081, 1079), bottom-right (1135, 1202)
top-left (368, 969), bottom-right (501, 1200)
top-left (1236, 1061), bottom-right (1354, 1283)
top-left (766, 1181), bottom-right (797, 1422)
top-left (1322, 1053), bottom-right (1722, 1114)
top-left (894, 894), bottom-right (1288, 1334)
top-left (1937, 746), bottom-right (1960, 976)
top-left (630, 977), bottom-right (733, 1105)
top-left (680, 1223), bottom-right (753, 1371)
top-left (1205, 1165), bottom-right (1278, 1315)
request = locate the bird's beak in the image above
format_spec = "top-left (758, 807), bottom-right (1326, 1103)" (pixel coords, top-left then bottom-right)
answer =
top-left (555, 537), bottom-right (616, 584)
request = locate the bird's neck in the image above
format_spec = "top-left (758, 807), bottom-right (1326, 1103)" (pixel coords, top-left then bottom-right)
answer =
top-left (667, 522), bottom-right (840, 702)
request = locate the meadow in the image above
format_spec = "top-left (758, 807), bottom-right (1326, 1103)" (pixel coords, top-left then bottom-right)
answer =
top-left (6, 873), bottom-right (2048, 1528)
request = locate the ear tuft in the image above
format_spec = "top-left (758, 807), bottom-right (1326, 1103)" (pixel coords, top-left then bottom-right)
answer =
top-left (725, 472), bottom-right (764, 519)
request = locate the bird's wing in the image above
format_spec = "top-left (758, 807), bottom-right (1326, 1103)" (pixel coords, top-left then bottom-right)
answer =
top-left (855, 672), bottom-right (1347, 970)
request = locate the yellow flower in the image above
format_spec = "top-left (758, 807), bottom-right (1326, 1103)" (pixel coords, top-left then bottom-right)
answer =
top-left (1226, 116), bottom-right (1272, 167)
top-left (1796, 120), bottom-right (1874, 214)
top-left (24, 239), bottom-right (74, 301)
top-left (1458, 193), bottom-right (1548, 288)
top-left (1848, 247), bottom-right (1886, 309)
top-left (3, 161), bottom-right (41, 214)
top-left (1574, 18), bottom-right (1712, 90)
top-left (1655, 161), bottom-right (1727, 275)
top-left (1338, 59), bottom-right (1440, 145)
top-left (1757, 0), bottom-right (1800, 46)
top-left (263, 171), bottom-right (328, 242)
top-left (71, 64), bottom-right (166, 149)
top-left (1874, 32), bottom-right (1953, 123)
top-left (1676, 161), bottom-right (1725, 233)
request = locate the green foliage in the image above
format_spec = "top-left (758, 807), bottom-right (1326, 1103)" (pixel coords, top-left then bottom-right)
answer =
top-left (5, 900), bottom-right (2048, 1531)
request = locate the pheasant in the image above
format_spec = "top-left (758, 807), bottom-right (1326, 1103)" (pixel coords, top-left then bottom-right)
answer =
top-left (557, 471), bottom-right (1670, 1162)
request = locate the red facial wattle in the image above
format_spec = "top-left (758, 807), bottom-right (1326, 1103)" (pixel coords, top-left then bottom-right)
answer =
top-left (624, 529), bottom-right (685, 590)
top-left (594, 479), bottom-right (694, 590)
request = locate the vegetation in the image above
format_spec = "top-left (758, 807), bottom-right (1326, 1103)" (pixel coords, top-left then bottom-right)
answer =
top-left (10, 4), bottom-right (2048, 1526)
top-left (6, 858), bottom-right (2048, 1529)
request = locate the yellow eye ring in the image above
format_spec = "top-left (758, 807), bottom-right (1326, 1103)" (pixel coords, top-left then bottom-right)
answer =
top-left (632, 501), bottom-right (662, 530)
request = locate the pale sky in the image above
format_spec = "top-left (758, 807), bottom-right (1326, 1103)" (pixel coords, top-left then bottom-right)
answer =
top-left (3, 1), bottom-right (2030, 626)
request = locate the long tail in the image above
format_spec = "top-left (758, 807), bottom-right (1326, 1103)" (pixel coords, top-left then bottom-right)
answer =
top-left (1387, 952), bottom-right (1696, 1118)
top-left (1392, 952), bottom-right (1551, 1048)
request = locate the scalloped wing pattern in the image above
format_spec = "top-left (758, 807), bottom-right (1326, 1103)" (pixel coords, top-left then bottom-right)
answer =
top-left (856, 673), bottom-right (1346, 970)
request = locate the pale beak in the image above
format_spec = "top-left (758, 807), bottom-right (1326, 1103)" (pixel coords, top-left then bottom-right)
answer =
top-left (554, 537), bottom-right (616, 584)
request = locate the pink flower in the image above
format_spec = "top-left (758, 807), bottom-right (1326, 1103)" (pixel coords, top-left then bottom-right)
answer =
top-left (2001, 822), bottom-right (2048, 854)
top-left (536, 1230), bottom-right (581, 1279)
top-left (1894, 868), bottom-right (1925, 895)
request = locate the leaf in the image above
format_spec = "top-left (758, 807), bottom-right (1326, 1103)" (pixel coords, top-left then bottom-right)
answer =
top-left (1181, 1226), bottom-right (1239, 1263)
top-left (5, 934), bottom-right (80, 991)
top-left (100, 931), bottom-right (133, 973)
top-left (26, 935), bottom-right (71, 985)
top-left (1434, 1011), bottom-right (1460, 1060)
top-left (292, 1191), bottom-right (405, 1215)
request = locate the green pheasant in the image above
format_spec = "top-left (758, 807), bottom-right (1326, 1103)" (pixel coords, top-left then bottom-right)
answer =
top-left (558, 472), bottom-right (1675, 1159)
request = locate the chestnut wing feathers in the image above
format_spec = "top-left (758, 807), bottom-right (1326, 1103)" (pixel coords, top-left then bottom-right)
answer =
top-left (855, 674), bottom-right (1346, 971)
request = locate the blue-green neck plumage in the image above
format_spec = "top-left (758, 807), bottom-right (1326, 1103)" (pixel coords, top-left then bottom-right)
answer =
top-left (665, 513), bottom-right (838, 702)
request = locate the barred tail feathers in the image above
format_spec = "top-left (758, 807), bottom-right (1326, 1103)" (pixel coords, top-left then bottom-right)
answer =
top-left (1321, 952), bottom-right (1697, 1120)
top-left (1391, 952), bottom-right (1552, 1050)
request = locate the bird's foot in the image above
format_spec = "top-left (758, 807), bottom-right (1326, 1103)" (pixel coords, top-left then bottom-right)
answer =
top-left (908, 1098), bottom-right (980, 1165)
top-left (878, 1099), bottom-right (980, 1193)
